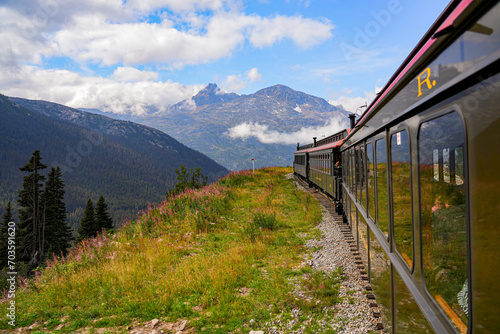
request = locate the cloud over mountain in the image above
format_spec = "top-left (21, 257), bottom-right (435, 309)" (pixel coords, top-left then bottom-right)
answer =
top-left (0, 0), bottom-right (334, 113)
top-left (227, 115), bottom-right (346, 145)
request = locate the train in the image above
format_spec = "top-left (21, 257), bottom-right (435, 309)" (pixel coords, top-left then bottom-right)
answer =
top-left (294, 0), bottom-right (500, 333)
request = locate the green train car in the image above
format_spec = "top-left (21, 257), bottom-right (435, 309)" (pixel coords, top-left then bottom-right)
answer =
top-left (294, 130), bottom-right (349, 201)
top-left (295, 1), bottom-right (500, 332)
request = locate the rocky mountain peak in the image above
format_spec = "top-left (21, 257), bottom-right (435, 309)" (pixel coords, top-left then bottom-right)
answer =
top-left (192, 83), bottom-right (240, 107)
top-left (252, 84), bottom-right (333, 110)
top-left (254, 84), bottom-right (295, 96)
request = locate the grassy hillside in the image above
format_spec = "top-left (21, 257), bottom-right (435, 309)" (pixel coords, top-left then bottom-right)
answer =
top-left (0, 167), bottom-right (347, 333)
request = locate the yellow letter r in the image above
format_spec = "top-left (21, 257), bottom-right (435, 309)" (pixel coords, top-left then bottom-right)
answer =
top-left (417, 67), bottom-right (432, 97)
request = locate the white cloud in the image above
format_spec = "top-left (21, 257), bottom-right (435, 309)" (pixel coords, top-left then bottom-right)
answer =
top-left (248, 15), bottom-right (332, 49)
top-left (0, 0), bottom-right (334, 112)
top-left (111, 67), bottom-right (159, 82)
top-left (227, 115), bottom-right (347, 145)
top-left (125, 0), bottom-right (230, 12)
top-left (246, 67), bottom-right (262, 82)
top-left (221, 74), bottom-right (247, 92)
top-left (0, 65), bottom-right (204, 115)
top-left (220, 67), bottom-right (262, 92)
top-left (4, 5), bottom-right (333, 68)
top-left (328, 87), bottom-right (380, 114)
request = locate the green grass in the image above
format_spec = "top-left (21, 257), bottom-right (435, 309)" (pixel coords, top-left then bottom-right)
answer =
top-left (0, 167), bottom-right (325, 333)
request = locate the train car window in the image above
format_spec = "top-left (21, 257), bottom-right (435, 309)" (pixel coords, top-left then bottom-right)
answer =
top-left (354, 147), bottom-right (358, 200)
top-left (419, 112), bottom-right (468, 332)
top-left (357, 144), bottom-right (365, 208)
top-left (343, 151), bottom-right (347, 184)
top-left (394, 269), bottom-right (434, 333)
top-left (343, 150), bottom-right (348, 214)
top-left (351, 198), bottom-right (357, 244)
top-left (375, 138), bottom-right (389, 238)
top-left (358, 210), bottom-right (369, 270)
top-left (354, 147), bottom-right (358, 199)
top-left (328, 154), bottom-right (331, 175)
top-left (350, 148), bottom-right (355, 192)
top-left (366, 142), bottom-right (376, 221)
top-left (369, 228), bottom-right (392, 331)
top-left (391, 130), bottom-right (413, 269)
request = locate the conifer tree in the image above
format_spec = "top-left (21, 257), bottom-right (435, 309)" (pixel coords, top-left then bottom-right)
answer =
top-left (18, 150), bottom-right (47, 266)
top-left (171, 164), bottom-right (208, 196)
top-left (76, 199), bottom-right (97, 242)
top-left (42, 167), bottom-right (73, 257)
top-left (0, 201), bottom-right (13, 269)
top-left (95, 195), bottom-right (114, 231)
top-left (190, 167), bottom-right (208, 189)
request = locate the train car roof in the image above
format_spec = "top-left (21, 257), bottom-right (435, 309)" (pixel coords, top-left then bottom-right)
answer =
top-left (294, 148), bottom-right (310, 154)
top-left (295, 128), bottom-right (350, 154)
top-left (344, 0), bottom-right (473, 144)
top-left (307, 139), bottom-right (344, 153)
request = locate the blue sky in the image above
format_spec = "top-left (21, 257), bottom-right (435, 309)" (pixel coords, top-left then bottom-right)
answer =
top-left (0, 0), bottom-right (450, 115)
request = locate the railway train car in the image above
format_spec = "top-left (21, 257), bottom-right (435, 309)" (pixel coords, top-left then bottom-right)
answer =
top-left (294, 128), bottom-right (350, 205)
top-left (294, 0), bottom-right (500, 333)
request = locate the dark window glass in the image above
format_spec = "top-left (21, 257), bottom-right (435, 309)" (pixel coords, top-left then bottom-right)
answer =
top-left (358, 211), bottom-right (369, 270)
top-left (394, 270), bottom-right (434, 333)
top-left (376, 138), bottom-right (388, 238)
top-left (357, 145), bottom-right (365, 207)
top-left (350, 148), bottom-right (355, 192)
top-left (351, 198), bottom-right (357, 243)
top-left (419, 112), bottom-right (468, 332)
top-left (369, 228), bottom-right (392, 332)
top-left (342, 152), bottom-right (347, 182)
top-left (391, 130), bottom-right (413, 269)
top-left (366, 142), bottom-right (375, 220)
top-left (354, 147), bottom-right (359, 200)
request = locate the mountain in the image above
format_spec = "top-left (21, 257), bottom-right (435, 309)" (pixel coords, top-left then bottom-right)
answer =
top-left (92, 84), bottom-right (348, 170)
top-left (192, 83), bottom-right (240, 106)
top-left (0, 94), bottom-right (228, 228)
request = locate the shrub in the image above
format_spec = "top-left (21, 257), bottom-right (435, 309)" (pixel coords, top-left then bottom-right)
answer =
top-left (253, 212), bottom-right (277, 231)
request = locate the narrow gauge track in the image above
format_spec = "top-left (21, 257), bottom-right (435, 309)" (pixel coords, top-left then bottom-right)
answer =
top-left (293, 174), bottom-right (386, 332)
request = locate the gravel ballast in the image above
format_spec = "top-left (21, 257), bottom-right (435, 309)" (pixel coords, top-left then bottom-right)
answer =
top-left (260, 175), bottom-right (387, 334)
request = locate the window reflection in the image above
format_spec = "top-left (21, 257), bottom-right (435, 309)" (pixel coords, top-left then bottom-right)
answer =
top-left (391, 130), bottom-right (413, 269)
top-left (376, 138), bottom-right (389, 238)
top-left (369, 228), bottom-right (392, 332)
top-left (419, 112), bottom-right (468, 333)
top-left (357, 145), bottom-right (365, 207)
top-left (358, 211), bottom-right (369, 270)
top-left (367, 142), bottom-right (375, 220)
top-left (394, 270), bottom-right (434, 333)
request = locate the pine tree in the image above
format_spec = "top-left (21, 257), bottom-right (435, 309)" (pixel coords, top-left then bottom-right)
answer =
top-left (18, 150), bottom-right (47, 266)
top-left (173, 164), bottom-right (190, 194)
top-left (76, 199), bottom-right (97, 242)
top-left (95, 195), bottom-right (114, 231)
top-left (42, 167), bottom-right (73, 257)
top-left (0, 201), bottom-right (13, 269)
top-left (171, 164), bottom-right (209, 196)
top-left (190, 167), bottom-right (208, 189)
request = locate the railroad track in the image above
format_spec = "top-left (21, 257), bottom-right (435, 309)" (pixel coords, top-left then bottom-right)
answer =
top-left (293, 174), bottom-right (385, 332)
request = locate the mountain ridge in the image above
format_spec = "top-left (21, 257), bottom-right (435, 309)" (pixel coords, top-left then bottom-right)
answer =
top-left (140, 83), bottom-right (349, 170)
top-left (1, 94), bottom-right (228, 227)
top-left (10, 84), bottom-right (348, 171)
